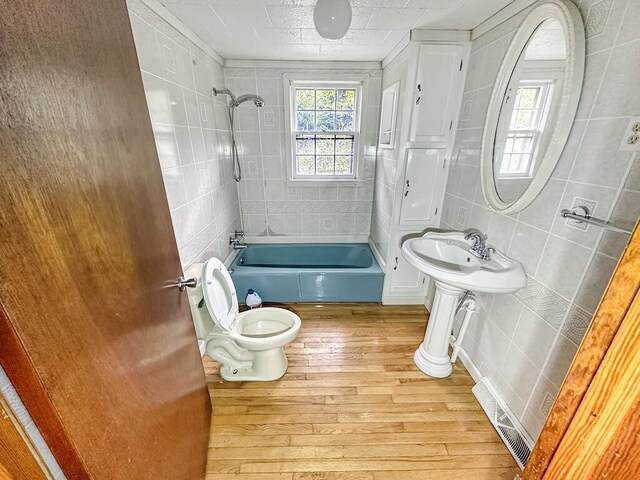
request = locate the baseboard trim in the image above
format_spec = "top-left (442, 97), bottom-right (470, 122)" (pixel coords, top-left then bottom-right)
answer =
top-left (382, 296), bottom-right (428, 306)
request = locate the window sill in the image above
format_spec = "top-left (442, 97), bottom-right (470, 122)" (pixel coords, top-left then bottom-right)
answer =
top-left (286, 179), bottom-right (365, 188)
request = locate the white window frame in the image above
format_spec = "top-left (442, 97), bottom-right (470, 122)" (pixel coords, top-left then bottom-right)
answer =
top-left (499, 80), bottom-right (555, 178)
top-left (283, 73), bottom-right (370, 187)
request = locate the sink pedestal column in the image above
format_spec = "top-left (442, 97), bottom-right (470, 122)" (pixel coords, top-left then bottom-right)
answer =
top-left (414, 281), bottom-right (464, 378)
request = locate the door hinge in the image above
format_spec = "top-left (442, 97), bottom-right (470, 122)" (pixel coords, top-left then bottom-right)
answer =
top-left (394, 257), bottom-right (398, 270)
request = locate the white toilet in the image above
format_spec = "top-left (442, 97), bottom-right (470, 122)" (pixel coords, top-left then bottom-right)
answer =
top-left (185, 258), bottom-right (301, 381)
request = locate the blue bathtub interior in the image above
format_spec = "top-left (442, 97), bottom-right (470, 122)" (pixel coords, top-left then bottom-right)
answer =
top-left (230, 243), bottom-right (383, 303)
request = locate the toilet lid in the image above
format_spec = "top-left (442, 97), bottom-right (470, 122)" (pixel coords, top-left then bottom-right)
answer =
top-left (202, 258), bottom-right (239, 332)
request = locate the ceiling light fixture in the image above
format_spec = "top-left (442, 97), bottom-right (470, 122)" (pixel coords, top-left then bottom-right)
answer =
top-left (313, 0), bottom-right (352, 40)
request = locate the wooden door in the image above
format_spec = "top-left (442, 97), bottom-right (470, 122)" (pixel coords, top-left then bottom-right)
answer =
top-left (523, 223), bottom-right (640, 479)
top-left (0, 1), bottom-right (211, 479)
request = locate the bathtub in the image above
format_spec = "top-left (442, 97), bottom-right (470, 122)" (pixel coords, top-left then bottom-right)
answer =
top-left (229, 243), bottom-right (383, 303)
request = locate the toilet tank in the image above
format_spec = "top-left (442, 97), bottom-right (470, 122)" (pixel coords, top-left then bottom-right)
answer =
top-left (183, 262), bottom-right (217, 340)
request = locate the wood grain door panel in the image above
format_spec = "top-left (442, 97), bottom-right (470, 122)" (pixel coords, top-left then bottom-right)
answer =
top-left (0, 0), bottom-right (211, 479)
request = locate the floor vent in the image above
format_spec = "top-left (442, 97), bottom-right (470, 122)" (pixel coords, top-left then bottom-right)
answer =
top-left (472, 377), bottom-right (533, 469)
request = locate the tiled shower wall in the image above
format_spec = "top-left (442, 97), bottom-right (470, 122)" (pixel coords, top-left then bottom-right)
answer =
top-left (371, 47), bottom-right (410, 264)
top-left (445, 0), bottom-right (640, 441)
top-left (223, 65), bottom-right (381, 240)
top-left (127, 0), bottom-right (241, 268)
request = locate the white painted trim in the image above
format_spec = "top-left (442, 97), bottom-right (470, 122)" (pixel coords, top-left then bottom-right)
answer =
top-left (472, 0), bottom-right (539, 40)
top-left (480, 0), bottom-right (585, 214)
top-left (382, 296), bottom-right (428, 305)
top-left (382, 33), bottom-right (411, 69)
top-left (410, 29), bottom-right (471, 43)
top-left (138, 0), bottom-right (225, 66)
top-left (225, 59), bottom-right (381, 70)
top-left (368, 237), bottom-right (387, 271)
top-left (282, 73), bottom-right (371, 184)
top-left (244, 235), bottom-right (370, 244)
top-left (198, 339), bottom-right (206, 357)
top-left (378, 81), bottom-right (400, 150)
top-left (423, 295), bottom-right (432, 313)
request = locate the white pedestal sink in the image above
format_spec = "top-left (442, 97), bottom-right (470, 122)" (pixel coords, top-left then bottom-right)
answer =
top-left (402, 231), bottom-right (526, 378)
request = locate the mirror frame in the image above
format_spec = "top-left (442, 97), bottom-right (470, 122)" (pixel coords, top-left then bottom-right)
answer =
top-left (480, 0), bottom-right (585, 214)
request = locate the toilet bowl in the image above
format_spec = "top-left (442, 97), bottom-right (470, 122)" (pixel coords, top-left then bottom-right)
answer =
top-left (185, 258), bottom-right (301, 381)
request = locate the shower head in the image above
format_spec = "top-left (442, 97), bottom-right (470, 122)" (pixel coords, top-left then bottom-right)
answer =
top-left (232, 94), bottom-right (265, 108)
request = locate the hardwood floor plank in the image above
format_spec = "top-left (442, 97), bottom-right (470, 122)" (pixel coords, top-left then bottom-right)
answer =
top-left (204, 303), bottom-right (519, 479)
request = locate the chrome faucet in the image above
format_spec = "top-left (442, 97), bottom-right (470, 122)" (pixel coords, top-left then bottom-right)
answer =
top-left (229, 230), bottom-right (247, 250)
top-left (464, 229), bottom-right (494, 260)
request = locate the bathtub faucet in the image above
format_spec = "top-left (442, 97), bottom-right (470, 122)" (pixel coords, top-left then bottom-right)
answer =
top-left (229, 230), bottom-right (247, 250)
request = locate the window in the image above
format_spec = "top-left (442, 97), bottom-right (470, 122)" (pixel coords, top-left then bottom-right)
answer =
top-left (286, 80), bottom-right (363, 181)
top-left (499, 80), bottom-right (554, 178)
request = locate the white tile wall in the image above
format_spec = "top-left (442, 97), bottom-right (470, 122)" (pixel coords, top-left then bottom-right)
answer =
top-left (445, 0), bottom-right (640, 441)
top-left (370, 47), bottom-right (410, 263)
top-left (0, 366), bottom-right (66, 479)
top-left (224, 65), bottom-right (381, 240)
top-left (127, 0), bottom-right (241, 268)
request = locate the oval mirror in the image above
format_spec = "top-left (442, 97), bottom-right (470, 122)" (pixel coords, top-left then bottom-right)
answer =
top-left (481, 0), bottom-right (585, 213)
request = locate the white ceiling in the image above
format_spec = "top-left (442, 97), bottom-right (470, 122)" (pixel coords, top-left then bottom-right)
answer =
top-left (159, 0), bottom-right (515, 61)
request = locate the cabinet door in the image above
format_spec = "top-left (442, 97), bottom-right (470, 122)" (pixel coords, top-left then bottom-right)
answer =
top-left (410, 44), bottom-right (464, 143)
top-left (399, 149), bottom-right (446, 227)
top-left (388, 250), bottom-right (427, 296)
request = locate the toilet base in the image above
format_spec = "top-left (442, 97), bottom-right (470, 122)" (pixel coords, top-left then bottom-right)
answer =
top-left (219, 346), bottom-right (289, 382)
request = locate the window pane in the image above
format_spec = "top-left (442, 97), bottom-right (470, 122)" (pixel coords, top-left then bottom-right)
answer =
top-left (296, 89), bottom-right (315, 110)
top-left (316, 111), bottom-right (335, 131)
top-left (296, 155), bottom-right (315, 175)
top-left (296, 111), bottom-right (315, 131)
top-left (335, 137), bottom-right (353, 155)
top-left (513, 136), bottom-right (533, 154)
top-left (296, 135), bottom-right (315, 154)
top-left (316, 156), bottom-right (334, 174)
top-left (317, 136), bottom-right (334, 155)
top-left (511, 110), bottom-right (534, 129)
top-left (336, 111), bottom-right (354, 131)
top-left (336, 89), bottom-right (355, 110)
top-left (518, 88), bottom-right (539, 109)
top-left (335, 156), bottom-right (352, 175)
top-left (316, 89), bottom-right (335, 110)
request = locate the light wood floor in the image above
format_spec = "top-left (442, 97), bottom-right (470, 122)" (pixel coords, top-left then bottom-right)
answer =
top-left (204, 303), bottom-right (520, 480)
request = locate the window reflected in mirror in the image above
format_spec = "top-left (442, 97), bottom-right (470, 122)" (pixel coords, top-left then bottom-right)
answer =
top-left (493, 18), bottom-right (567, 204)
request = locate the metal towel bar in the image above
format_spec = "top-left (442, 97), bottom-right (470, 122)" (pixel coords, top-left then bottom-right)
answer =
top-left (560, 206), bottom-right (632, 235)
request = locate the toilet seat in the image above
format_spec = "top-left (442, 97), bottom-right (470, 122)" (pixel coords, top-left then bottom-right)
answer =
top-left (201, 259), bottom-right (300, 341)
top-left (202, 258), bottom-right (239, 332)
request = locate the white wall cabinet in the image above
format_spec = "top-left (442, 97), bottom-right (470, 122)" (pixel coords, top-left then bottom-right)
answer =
top-left (388, 247), bottom-right (426, 295)
top-left (410, 45), bottom-right (465, 145)
top-left (399, 149), bottom-right (447, 227)
top-left (377, 38), bottom-right (469, 305)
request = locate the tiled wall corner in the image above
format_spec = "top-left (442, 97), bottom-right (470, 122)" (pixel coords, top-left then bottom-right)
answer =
top-left (371, 46), bottom-right (411, 263)
top-left (127, 0), bottom-right (241, 269)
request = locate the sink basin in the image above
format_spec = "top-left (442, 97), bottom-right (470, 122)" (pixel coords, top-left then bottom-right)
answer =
top-left (402, 231), bottom-right (526, 294)
top-left (401, 230), bottom-right (526, 378)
